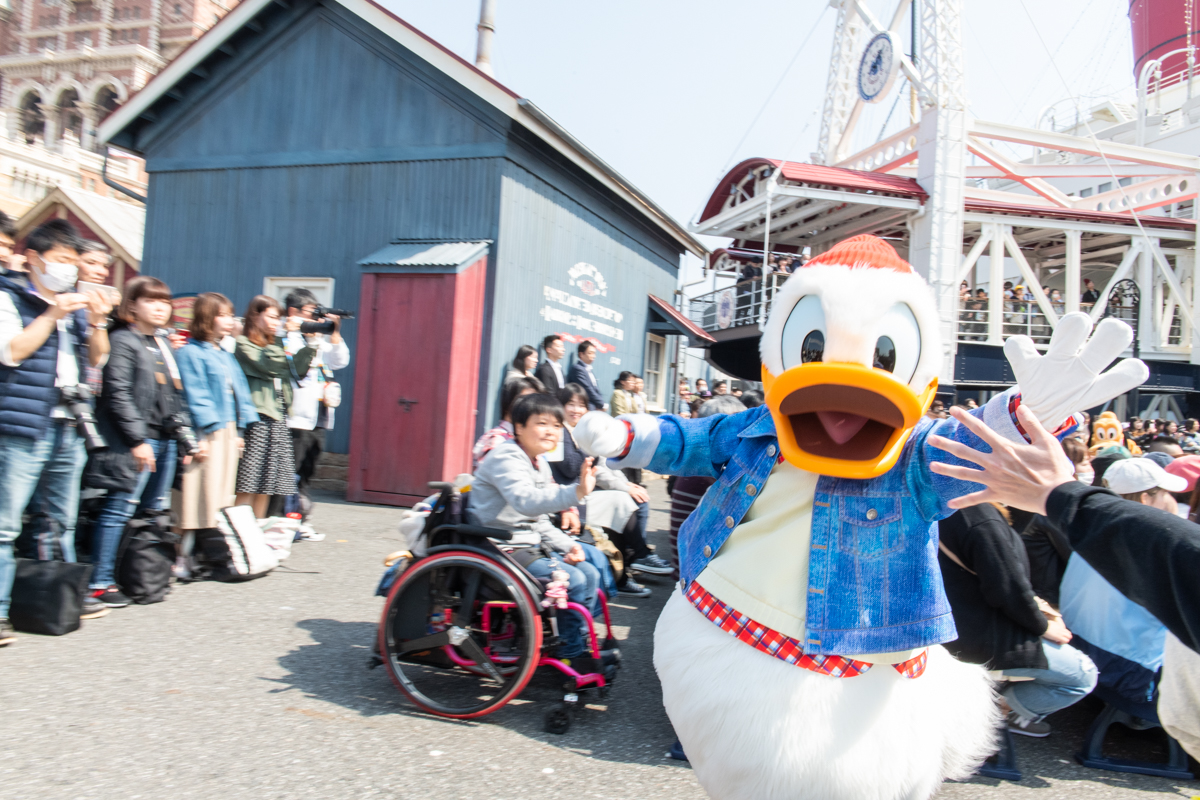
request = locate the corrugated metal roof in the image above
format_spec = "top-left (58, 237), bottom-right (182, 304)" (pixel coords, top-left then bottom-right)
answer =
top-left (963, 198), bottom-right (1197, 230)
top-left (357, 240), bottom-right (490, 267)
top-left (649, 294), bottom-right (715, 344)
top-left (96, 0), bottom-right (706, 257)
top-left (62, 187), bottom-right (147, 262)
top-left (699, 158), bottom-right (927, 223)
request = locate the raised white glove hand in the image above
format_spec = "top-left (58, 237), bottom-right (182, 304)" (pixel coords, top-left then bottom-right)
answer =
top-left (1004, 312), bottom-right (1148, 429)
top-left (573, 411), bottom-right (628, 458)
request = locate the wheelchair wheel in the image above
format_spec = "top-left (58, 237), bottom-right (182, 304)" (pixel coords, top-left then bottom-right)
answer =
top-left (379, 550), bottom-right (542, 718)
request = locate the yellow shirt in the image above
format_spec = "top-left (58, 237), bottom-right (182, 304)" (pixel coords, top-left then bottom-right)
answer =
top-left (695, 458), bottom-right (917, 664)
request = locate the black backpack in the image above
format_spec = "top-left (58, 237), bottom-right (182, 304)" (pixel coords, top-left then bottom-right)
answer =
top-left (116, 513), bottom-right (178, 604)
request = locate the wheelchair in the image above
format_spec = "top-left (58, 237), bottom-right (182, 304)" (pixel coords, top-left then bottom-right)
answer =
top-left (373, 481), bottom-right (619, 734)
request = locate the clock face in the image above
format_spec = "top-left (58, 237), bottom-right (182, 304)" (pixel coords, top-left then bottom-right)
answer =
top-left (858, 32), bottom-right (898, 104)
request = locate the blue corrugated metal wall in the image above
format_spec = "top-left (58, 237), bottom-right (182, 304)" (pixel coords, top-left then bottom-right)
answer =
top-left (144, 9), bottom-right (509, 166)
top-left (133, 0), bottom-right (684, 453)
top-left (483, 161), bottom-right (677, 426)
top-left (144, 157), bottom-right (502, 453)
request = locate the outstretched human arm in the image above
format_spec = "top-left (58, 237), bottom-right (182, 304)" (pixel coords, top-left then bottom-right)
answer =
top-left (929, 404), bottom-right (1200, 653)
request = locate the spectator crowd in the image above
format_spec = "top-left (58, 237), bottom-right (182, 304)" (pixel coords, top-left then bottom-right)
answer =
top-left (8, 222), bottom-right (1199, 776)
top-left (0, 216), bottom-right (351, 645)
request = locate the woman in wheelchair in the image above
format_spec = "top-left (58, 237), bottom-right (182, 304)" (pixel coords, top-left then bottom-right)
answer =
top-left (469, 392), bottom-right (617, 675)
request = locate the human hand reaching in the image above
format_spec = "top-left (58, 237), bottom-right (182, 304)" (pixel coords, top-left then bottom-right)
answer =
top-left (928, 405), bottom-right (1075, 515)
top-left (575, 457), bottom-right (597, 502)
top-left (1005, 313), bottom-right (1147, 429)
top-left (564, 544), bottom-right (585, 564)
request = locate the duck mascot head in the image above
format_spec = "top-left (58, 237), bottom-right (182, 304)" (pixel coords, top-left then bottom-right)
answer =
top-left (761, 234), bottom-right (939, 479)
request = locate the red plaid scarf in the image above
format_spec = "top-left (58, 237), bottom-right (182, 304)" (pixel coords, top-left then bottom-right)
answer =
top-left (686, 581), bottom-right (927, 679)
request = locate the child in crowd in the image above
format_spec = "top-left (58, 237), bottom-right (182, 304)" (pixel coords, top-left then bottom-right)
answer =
top-left (468, 392), bottom-right (613, 674)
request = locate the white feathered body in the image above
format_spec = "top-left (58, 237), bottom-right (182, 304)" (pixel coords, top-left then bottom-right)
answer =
top-left (655, 590), bottom-right (999, 800)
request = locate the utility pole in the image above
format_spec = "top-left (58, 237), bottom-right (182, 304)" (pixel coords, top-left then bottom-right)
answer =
top-left (475, 0), bottom-right (496, 77)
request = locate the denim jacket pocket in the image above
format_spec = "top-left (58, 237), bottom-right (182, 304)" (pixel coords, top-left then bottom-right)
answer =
top-left (836, 496), bottom-right (904, 559)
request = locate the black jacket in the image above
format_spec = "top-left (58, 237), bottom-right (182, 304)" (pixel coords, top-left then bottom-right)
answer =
top-left (937, 505), bottom-right (1049, 670)
top-left (85, 326), bottom-right (189, 492)
top-left (1047, 480), bottom-right (1200, 653)
top-left (534, 359), bottom-right (564, 392)
top-left (1020, 515), bottom-right (1073, 608)
top-left (567, 360), bottom-right (605, 411)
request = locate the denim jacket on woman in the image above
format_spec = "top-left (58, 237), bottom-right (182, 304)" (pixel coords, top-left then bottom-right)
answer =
top-left (176, 338), bottom-right (259, 435)
top-left (611, 388), bottom-right (1051, 656)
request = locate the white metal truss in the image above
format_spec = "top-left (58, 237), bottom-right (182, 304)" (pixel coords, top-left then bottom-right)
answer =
top-left (690, 0), bottom-right (1200, 367)
top-left (816, 1), bottom-right (864, 166)
top-left (907, 0), bottom-right (967, 380)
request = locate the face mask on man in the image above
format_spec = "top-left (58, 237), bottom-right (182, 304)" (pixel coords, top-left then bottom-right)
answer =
top-left (34, 259), bottom-right (79, 294)
top-left (1076, 468), bottom-right (1095, 485)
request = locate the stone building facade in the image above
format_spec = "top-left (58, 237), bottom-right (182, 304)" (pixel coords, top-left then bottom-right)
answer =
top-left (0, 0), bottom-right (237, 216)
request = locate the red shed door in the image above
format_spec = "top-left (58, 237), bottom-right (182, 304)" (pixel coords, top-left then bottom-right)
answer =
top-left (358, 274), bottom-right (448, 498)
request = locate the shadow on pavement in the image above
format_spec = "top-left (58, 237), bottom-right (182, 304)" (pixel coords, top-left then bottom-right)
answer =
top-left (270, 568), bottom-right (687, 771)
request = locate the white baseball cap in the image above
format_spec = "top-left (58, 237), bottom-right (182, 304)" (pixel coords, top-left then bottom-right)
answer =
top-left (1103, 458), bottom-right (1188, 495)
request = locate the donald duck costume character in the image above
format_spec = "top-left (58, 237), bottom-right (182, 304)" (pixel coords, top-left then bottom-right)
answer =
top-left (574, 235), bottom-right (1147, 800)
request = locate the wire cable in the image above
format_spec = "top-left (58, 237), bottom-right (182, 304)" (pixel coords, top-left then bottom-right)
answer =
top-left (1016, 0), bottom-right (1197, 334)
top-left (714, 4), bottom-right (831, 175)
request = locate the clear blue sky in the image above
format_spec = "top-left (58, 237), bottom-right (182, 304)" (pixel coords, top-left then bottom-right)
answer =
top-left (379, 0), bottom-right (1137, 261)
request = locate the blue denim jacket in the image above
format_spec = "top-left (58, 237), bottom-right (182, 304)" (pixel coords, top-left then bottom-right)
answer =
top-left (175, 339), bottom-right (260, 435)
top-left (612, 389), bottom-right (1037, 655)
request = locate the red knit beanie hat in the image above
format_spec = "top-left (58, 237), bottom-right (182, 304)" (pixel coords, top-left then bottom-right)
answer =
top-left (804, 234), bottom-right (912, 274)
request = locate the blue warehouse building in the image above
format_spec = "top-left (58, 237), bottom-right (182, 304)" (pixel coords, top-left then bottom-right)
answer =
top-left (97, 0), bottom-right (707, 504)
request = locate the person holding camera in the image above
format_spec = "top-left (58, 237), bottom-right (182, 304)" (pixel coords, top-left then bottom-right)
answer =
top-left (174, 292), bottom-right (259, 577)
top-left (84, 277), bottom-right (193, 607)
top-left (0, 220), bottom-right (113, 643)
top-left (234, 295), bottom-right (316, 519)
top-left (278, 290), bottom-right (349, 531)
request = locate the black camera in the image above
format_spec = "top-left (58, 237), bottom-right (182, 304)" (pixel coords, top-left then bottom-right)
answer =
top-left (59, 384), bottom-right (107, 452)
top-left (299, 306), bottom-right (355, 336)
top-left (162, 413), bottom-right (200, 458)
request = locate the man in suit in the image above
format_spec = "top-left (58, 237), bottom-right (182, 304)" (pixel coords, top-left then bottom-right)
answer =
top-left (534, 333), bottom-right (566, 392)
top-left (567, 339), bottom-right (606, 411)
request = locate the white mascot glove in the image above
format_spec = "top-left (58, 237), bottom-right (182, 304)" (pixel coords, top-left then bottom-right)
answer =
top-left (1004, 312), bottom-right (1148, 429)
top-left (573, 411), bottom-right (629, 458)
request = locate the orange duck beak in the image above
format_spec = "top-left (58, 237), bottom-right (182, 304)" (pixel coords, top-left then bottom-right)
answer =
top-left (762, 362), bottom-right (937, 479)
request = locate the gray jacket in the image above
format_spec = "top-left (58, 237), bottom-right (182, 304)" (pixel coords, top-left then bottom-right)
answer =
top-left (468, 440), bottom-right (578, 554)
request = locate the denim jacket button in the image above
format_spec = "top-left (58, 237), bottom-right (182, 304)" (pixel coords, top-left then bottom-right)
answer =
top-left (766, 444), bottom-right (776, 457)
top-left (725, 516), bottom-right (735, 528)
top-left (746, 485), bottom-right (757, 496)
top-left (866, 508), bottom-right (878, 521)
top-left (703, 545), bottom-right (712, 557)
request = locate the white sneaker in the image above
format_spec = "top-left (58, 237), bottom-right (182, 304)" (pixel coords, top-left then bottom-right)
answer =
top-left (298, 524), bottom-right (325, 542)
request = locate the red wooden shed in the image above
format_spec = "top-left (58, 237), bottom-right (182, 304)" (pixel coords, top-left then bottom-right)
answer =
top-left (347, 241), bottom-right (490, 505)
